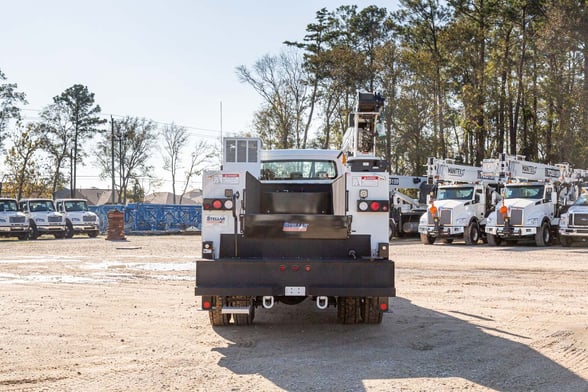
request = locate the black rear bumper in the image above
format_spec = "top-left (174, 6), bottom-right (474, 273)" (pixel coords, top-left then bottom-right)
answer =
top-left (194, 258), bottom-right (395, 297)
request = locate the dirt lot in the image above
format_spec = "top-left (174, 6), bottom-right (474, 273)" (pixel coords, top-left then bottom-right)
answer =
top-left (0, 235), bottom-right (586, 391)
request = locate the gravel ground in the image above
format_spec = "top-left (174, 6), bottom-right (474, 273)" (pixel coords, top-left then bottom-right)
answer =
top-left (0, 234), bottom-right (586, 391)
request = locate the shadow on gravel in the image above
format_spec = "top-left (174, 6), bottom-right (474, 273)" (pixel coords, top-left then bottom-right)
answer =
top-left (212, 297), bottom-right (585, 391)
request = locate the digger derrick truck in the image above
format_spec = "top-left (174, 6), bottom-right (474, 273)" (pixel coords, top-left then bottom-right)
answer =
top-left (557, 168), bottom-right (588, 246)
top-left (195, 93), bottom-right (395, 326)
top-left (484, 154), bottom-right (578, 246)
top-left (388, 175), bottom-right (429, 239)
top-left (418, 158), bottom-right (501, 245)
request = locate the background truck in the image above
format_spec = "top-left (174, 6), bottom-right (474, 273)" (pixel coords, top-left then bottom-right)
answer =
top-left (388, 175), bottom-right (429, 239)
top-left (0, 198), bottom-right (29, 240)
top-left (418, 157), bottom-right (501, 245)
top-left (194, 92), bottom-right (395, 326)
top-left (18, 198), bottom-right (66, 239)
top-left (484, 154), bottom-right (580, 246)
top-left (55, 198), bottom-right (100, 238)
top-left (558, 171), bottom-right (588, 246)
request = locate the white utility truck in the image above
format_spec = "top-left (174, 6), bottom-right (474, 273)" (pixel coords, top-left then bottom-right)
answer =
top-left (418, 157), bottom-right (501, 245)
top-left (389, 175), bottom-right (429, 239)
top-left (55, 198), bottom-right (100, 238)
top-left (484, 154), bottom-right (578, 246)
top-left (0, 198), bottom-right (29, 240)
top-left (18, 198), bottom-right (66, 239)
top-left (558, 169), bottom-right (588, 246)
top-left (194, 92), bottom-right (395, 326)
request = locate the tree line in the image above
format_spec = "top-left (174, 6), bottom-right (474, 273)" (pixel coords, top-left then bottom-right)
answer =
top-left (0, 77), bottom-right (214, 203)
top-left (237, 1), bottom-right (588, 174)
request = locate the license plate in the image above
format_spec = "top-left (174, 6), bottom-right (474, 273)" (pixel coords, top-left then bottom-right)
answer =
top-left (285, 286), bottom-right (306, 296)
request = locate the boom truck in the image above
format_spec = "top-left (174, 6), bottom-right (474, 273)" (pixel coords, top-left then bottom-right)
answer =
top-left (484, 154), bottom-right (580, 246)
top-left (194, 92), bottom-right (395, 326)
top-left (418, 157), bottom-right (502, 245)
top-left (388, 175), bottom-right (429, 239)
top-left (557, 168), bottom-right (588, 246)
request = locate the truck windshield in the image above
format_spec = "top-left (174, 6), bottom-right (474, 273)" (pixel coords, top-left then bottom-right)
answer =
top-left (505, 184), bottom-right (544, 199)
top-left (0, 200), bottom-right (18, 212)
top-left (437, 186), bottom-right (474, 201)
top-left (573, 195), bottom-right (588, 206)
top-left (260, 160), bottom-right (337, 180)
top-left (65, 201), bottom-right (88, 212)
top-left (30, 201), bottom-right (55, 212)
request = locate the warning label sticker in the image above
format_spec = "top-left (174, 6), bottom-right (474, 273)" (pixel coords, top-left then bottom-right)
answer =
top-left (221, 173), bottom-right (240, 185)
top-left (353, 175), bottom-right (380, 187)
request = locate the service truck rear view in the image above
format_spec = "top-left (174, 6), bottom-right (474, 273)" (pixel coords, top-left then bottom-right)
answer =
top-left (194, 93), bottom-right (395, 325)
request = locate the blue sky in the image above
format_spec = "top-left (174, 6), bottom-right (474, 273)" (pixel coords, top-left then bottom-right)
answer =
top-left (2, 0), bottom-right (397, 192)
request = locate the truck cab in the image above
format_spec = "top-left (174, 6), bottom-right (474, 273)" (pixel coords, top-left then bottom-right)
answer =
top-left (18, 198), bottom-right (66, 239)
top-left (485, 182), bottom-right (558, 246)
top-left (558, 190), bottom-right (588, 246)
top-left (0, 198), bottom-right (29, 240)
top-left (55, 198), bottom-right (100, 238)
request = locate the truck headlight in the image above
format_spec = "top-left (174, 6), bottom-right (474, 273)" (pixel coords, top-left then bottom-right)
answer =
top-left (526, 217), bottom-right (539, 226)
top-left (560, 214), bottom-right (568, 226)
top-left (455, 217), bottom-right (467, 225)
top-left (487, 213), bottom-right (496, 224)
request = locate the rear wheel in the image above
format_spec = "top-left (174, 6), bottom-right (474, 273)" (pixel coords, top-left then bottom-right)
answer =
top-left (361, 297), bottom-right (383, 324)
top-left (464, 221), bottom-right (480, 245)
top-left (420, 233), bottom-right (435, 245)
top-left (535, 221), bottom-right (551, 247)
top-left (337, 297), bottom-right (361, 324)
top-left (487, 233), bottom-right (501, 246)
top-left (209, 296), bottom-right (230, 326)
top-left (230, 296), bottom-right (255, 325)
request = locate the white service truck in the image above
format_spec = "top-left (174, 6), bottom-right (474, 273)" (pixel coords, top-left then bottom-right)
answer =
top-left (18, 198), bottom-right (66, 239)
top-left (484, 155), bottom-right (578, 246)
top-left (418, 157), bottom-right (501, 245)
top-left (55, 198), bottom-right (100, 238)
top-left (389, 175), bottom-right (429, 239)
top-left (558, 170), bottom-right (588, 246)
top-left (194, 92), bottom-right (395, 326)
top-left (0, 198), bottom-right (29, 240)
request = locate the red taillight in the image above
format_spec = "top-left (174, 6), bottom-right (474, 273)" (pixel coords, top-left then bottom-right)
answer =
top-left (279, 265), bottom-right (286, 272)
top-left (291, 265), bottom-right (300, 272)
top-left (370, 201), bottom-right (380, 211)
top-left (212, 200), bottom-right (223, 209)
top-left (304, 265), bottom-right (311, 272)
top-left (202, 300), bottom-right (212, 309)
top-left (379, 302), bottom-right (388, 311)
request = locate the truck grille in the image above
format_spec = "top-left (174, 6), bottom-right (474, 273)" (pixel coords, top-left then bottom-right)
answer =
top-left (427, 209), bottom-right (452, 225)
top-left (497, 208), bottom-right (523, 226)
top-left (571, 213), bottom-right (588, 227)
top-left (83, 215), bottom-right (97, 222)
top-left (9, 216), bottom-right (26, 223)
top-left (48, 216), bottom-right (62, 223)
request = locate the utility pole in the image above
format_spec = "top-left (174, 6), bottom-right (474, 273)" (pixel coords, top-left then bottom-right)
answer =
top-left (111, 116), bottom-right (116, 204)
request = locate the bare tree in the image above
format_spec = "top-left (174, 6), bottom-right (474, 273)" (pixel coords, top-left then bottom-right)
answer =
top-left (161, 123), bottom-right (188, 204)
top-left (178, 140), bottom-right (214, 205)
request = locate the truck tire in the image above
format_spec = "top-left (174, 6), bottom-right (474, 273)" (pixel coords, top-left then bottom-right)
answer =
top-left (535, 221), bottom-right (551, 247)
top-left (464, 221), bottom-right (480, 245)
top-left (230, 296), bottom-right (254, 325)
top-left (361, 297), bottom-right (383, 324)
top-left (54, 231), bottom-right (65, 239)
top-left (29, 222), bottom-right (39, 240)
top-left (337, 297), bottom-right (361, 324)
top-left (389, 221), bottom-right (398, 240)
top-left (65, 220), bottom-right (74, 238)
top-left (420, 233), bottom-right (435, 245)
top-left (560, 236), bottom-right (572, 247)
top-left (17, 233), bottom-right (28, 241)
top-left (487, 233), bottom-right (501, 246)
top-left (209, 296), bottom-right (230, 326)
top-left (88, 230), bottom-right (99, 238)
